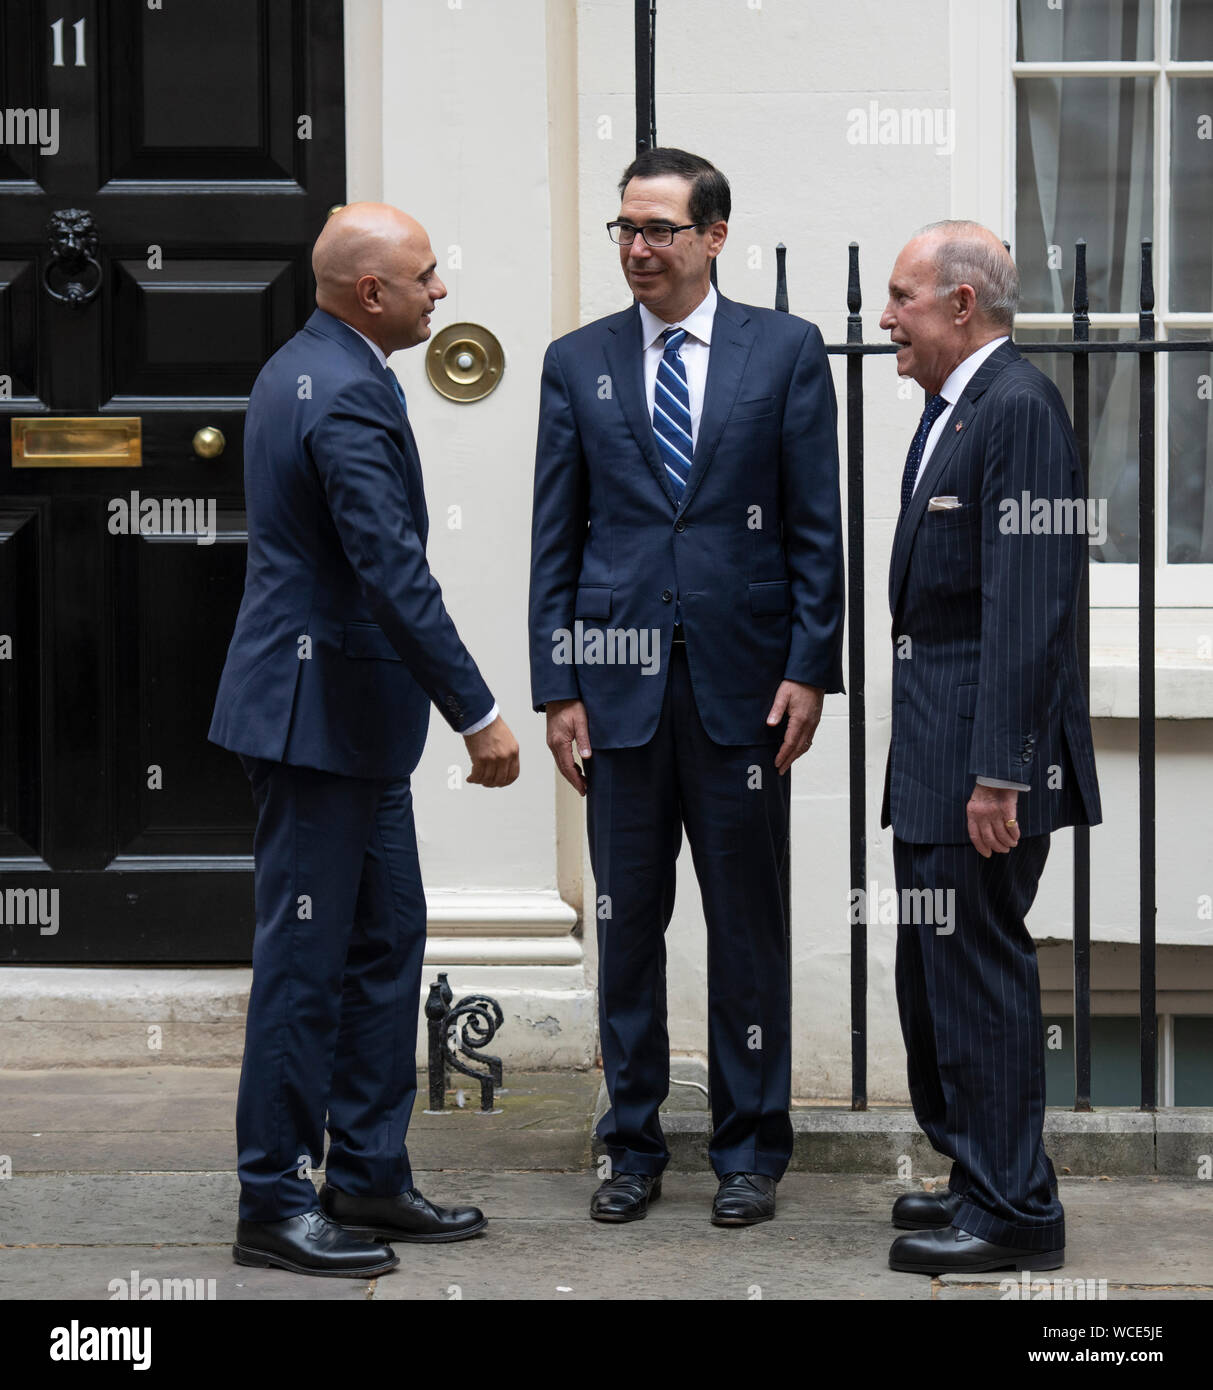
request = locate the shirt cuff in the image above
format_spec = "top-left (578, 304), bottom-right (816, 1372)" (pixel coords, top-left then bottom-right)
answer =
top-left (458, 702), bottom-right (499, 737)
top-left (975, 775), bottom-right (1030, 791)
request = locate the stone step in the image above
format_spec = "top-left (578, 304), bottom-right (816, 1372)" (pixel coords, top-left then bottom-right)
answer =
top-left (593, 1060), bottom-right (1213, 1176)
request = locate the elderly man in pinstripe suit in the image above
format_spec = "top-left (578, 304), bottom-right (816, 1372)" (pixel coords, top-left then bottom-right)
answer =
top-left (877, 221), bottom-right (1101, 1275)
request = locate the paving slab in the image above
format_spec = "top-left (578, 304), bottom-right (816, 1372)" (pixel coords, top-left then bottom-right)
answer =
top-left (0, 1245), bottom-right (374, 1301)
top-left (0, 1067), bottom-right (599, 1174)
top-left (0, 1067), bottom-right (1209, 1301)
top-left (2, 1170), bottom-right (1209, 1301)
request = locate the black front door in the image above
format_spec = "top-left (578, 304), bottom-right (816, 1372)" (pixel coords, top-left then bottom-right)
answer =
top-left (0, 0), bottom-right (345, 961)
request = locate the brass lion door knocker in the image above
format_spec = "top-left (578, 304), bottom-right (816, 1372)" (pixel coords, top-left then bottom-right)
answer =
top-left (44, 208), bottom-right (103, 308)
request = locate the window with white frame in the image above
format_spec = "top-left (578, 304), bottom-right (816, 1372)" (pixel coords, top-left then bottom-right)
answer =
top-left (1012, 0), bottom-right (1213, 606)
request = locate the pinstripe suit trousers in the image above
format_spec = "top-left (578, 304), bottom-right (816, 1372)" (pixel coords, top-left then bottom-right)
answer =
top-left (893, 834), bottom-right (1064, 1251)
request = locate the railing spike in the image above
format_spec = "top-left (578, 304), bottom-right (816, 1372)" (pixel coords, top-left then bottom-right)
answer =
top-left (1073, 238), bottom-right (1089, 322)
top-left (1139, 238), bottom-right (1155, 317)
top-left (774, 243), bottom-right (788, 313)
top-left (847, 242), bottom-right (863, 344)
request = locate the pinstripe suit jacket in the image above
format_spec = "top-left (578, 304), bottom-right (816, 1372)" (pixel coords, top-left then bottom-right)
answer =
top-left (881, 341), bottom-right (1102, 844)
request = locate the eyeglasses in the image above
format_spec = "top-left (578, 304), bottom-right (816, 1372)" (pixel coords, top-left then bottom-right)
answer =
top-left (606, 221), bottom-right (706, 247)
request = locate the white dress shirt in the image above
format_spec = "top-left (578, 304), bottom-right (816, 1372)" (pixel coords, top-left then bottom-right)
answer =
top-left (346, 323), bottom-right (498, 737)
top-left (912, 335), bottom-right (1008, 493)
top-left (639, 283), bottom-right (717, 452)
top-left (349, 323), bottom-right (388, 368)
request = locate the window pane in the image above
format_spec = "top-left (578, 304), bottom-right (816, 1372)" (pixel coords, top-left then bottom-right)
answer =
top-left (1173, 0), bottom-right (1213, 58)
top-left (1171, 80), bottom-right (1213, 312)
top-left (1018, 0), bottom-right (1154, 61)
top-left (1173, 1017), bottom-right (1213, 1105)
top-left (1168, 330), bottom-right (1213, 561)
top-left (1017, 78), bottom-right (1154, 314)
top-left (1021, 327), bottom-right (1141, 563)
top-left (1042, 1015), bottom-right (1154, 1106)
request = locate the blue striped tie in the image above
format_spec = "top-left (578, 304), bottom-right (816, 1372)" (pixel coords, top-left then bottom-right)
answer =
top-left (652, 326), bottom-right (693, 496)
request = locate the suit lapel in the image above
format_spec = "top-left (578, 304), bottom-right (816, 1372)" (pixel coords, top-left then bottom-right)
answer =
top-left (398, 415), bottom-right (429, 546)
top-left (679, 295), bottom-right (755, 515)
top-left (602, 306), bottom-right (677, 506)
top-left (888, 341), bottom-right (1020, 615)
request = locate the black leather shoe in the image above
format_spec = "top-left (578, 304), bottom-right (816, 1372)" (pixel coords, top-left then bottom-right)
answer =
top-left (232, 1209), bottom-right (398, 1277)
top-left (590, 1172), bottom-right (662, 1222)
top-left (319, 1182), bottom-right (486, 1243)
top-left (889, 1225), bottom-right (1065, 1274)
top-left (891, 1187), bottom-right (966, 1229)
top-left (711, 1172), bottom-right (776, 1226)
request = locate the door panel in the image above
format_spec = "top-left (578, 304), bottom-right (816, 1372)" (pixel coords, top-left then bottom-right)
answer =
top-left (0, 508), bottom-right (44, 859)
top-left (114, 525), bottom-right (254, 860)
top-left (110, 258), bottom-right (296, 398)
top-left (103, 0), bottom-right (306, 182)
top-left (0, 262), bottom-right (41, 400)
top-left (0, 0), bottom-right (346, 961)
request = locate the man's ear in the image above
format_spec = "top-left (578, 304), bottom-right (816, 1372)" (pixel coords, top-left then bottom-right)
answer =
top-left (952, 283), bottom-right (978, 324)
top-left (355, 273), bottom-right (382, 314)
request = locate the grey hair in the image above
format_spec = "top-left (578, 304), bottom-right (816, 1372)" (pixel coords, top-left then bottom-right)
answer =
top-left (914, 219), bottom-right (1019, 329)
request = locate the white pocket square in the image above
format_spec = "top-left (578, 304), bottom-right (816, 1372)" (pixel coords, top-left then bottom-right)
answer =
top-left (927, 495), bottom-right (962, 512)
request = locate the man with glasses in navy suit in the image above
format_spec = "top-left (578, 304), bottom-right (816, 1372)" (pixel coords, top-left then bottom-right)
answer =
top-left (879, 221), bottom-right (1101, 1276)
top-left (529, 148), bottom-right (845, 1228)
top-left (211, 203), bottom-right (519, 1277)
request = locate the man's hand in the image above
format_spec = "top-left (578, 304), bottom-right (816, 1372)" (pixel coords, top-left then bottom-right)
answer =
top-left (966, 783), bottom-right (1020, 857)
top-left (766, 680), bottom-right (824, 776)
top-left (464, 715), bottom-right (520, 788)
top-left (545, 698), bottom-right (591, 796)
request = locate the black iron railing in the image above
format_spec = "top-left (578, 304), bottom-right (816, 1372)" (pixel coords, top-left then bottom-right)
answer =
top-left (791, 237), bottom-right (1211, 1112)
top-left (632, 0), bottom-right (1212, 1116)
top-left (630, 0), bottom-right (1206, 1106)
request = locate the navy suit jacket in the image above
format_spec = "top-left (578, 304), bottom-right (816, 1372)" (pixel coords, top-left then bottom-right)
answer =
top-left (209, 308), bottom-right (494, 779)
top-left (881, 341), bottom-right (1102, 843)
top-left (528, 292), bottom-right (845, 749)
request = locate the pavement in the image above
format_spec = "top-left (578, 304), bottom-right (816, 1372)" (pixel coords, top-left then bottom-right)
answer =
top-left (1, 1066), bottom-right (1211, 1302)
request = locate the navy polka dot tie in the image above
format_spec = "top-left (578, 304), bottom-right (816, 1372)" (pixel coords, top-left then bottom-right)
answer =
top-left (900, 393), bottom-right (948, 512)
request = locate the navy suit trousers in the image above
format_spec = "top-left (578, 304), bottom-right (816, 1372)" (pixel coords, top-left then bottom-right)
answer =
top-left (893, 834), bottom-right (1064, 1251)
top-left (235, 755), bottom-right (427, 1221)
top-left (586, 644), bottom-right (793, 1180)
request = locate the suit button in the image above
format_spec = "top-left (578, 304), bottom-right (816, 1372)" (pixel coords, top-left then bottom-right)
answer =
top-left (674, 520), bottom-right (686, 532)
top-left (661, 589), bottom-right (673, 602)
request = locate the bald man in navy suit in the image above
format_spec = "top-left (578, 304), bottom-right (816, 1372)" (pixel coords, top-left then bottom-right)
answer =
top-left (879, 220), bottom-right (1100, 1275)
top-left (211, 204), bottom-right (519, 1277)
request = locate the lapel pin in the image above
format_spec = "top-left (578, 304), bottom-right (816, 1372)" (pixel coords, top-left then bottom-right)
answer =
top-left (955, 421), bottom-right (963, 432)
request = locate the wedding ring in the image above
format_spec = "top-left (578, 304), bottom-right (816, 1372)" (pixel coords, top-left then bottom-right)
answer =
top-left (1004, 818), bottom-right (1018, 829)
